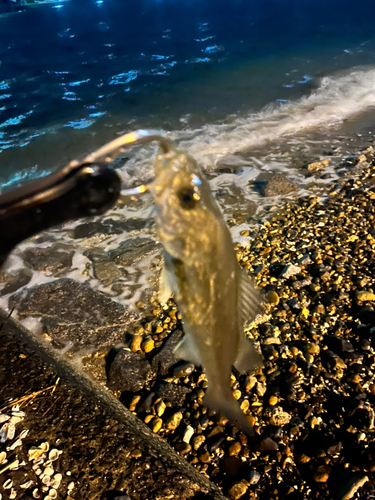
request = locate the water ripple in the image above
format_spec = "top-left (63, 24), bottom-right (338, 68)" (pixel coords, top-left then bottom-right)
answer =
top-left (109, 70), bottom-right (139, 85)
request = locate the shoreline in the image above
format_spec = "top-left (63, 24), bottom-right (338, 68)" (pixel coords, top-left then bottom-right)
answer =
top-left (2, 152), bottom-right (375, 499)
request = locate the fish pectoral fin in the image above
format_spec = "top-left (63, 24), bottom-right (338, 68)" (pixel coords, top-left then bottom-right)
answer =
top-left (238, 268), bottom-right (261, 326)
top-left (174, 335), bottom-right (202, 367)
top-left (234, 333), bottom-right (263, 373)
top-left (158, 265), bottom-right (173, 305)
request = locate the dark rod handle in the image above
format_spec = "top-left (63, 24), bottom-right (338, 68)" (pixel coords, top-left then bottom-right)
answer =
top-left (0, 163), bottom-right (122, 267)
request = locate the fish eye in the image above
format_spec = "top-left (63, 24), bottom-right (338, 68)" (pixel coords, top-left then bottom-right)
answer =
top-left (177, 186), bottom-right (200, 210)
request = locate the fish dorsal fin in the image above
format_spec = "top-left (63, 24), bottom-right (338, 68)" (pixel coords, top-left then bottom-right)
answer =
top-left (238, 268), bottom-right (261, 326)
top-left (159, 265), bottom-right (173, 305)
top-left (234, 333), bottom-right (263, 373)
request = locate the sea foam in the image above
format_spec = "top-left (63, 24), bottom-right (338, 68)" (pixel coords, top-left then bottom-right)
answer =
top-left (120, 66), bottom-right (375, 182)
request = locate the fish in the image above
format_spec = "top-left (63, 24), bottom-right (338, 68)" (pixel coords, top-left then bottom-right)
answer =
top-left (148, 144), bottom-right (263, 436)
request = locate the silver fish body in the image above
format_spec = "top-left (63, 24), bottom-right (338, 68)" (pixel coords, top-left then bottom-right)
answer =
top-left (149, 146), bottom-right (262, 435)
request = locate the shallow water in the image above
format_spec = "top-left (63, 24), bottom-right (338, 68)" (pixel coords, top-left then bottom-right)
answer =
top-left (1, 0), bottom-right (375, 186)
top-left (1, 0), bottom-right (375, 344)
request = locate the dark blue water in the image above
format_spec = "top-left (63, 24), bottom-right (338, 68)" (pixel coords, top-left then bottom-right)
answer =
top-left (1, 0), bottom-right (375, 188)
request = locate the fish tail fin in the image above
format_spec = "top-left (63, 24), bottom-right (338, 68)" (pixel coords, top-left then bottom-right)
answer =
top-left (204, 387), bottom-right (255, 439)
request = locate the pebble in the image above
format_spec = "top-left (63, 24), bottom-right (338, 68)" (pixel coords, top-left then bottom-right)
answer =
top-left (259, 437), bottom-right (279, 452)
top-left (48, 449), bottom-right (61, 462)
top-left (280, 264), bottom-right (301, 279)
top-left (151, 417), bottom-right (163, 433)
top-left (356, 291), bottom-right (375, 302)
top-left (192, 435), bottom-right (206, 450)
top-left (228, 480), bottom-right (248, 500)
top-left (142, 337), bottom-right (155, 353)
top-left (175, 442), bottom-right (191, 455)
top-left (129, 395), bottom-right (141, 412)
top-left (130, 449), bottom-right (142, 458)
top-left (245, 375), bottom-right (257, 391)
top-left (233, 389), bottom-right (241, 400)
top-left (165, 411), bottom-right (183, 431)
top-left (43, 467), bottom-right (54, 477)
top-left (313, 465), bottom-right (331, 483)
top-left (268, 395), bottom-right (278, 406)
top-left (265, 406), bottom-right (291, 427)
top-left (130, 335), bottom-right (143, 352)
top-left (51, 474), bottom-right (62, 488)
top-left (265, 291), bottom-right (279, 305)
top-left (172, 362), bottom-right (195, 378)
top-left (307, 343), bottom-right (320, 355)
top-left (0, 422), bottom-right (15, 442)
top-left (249, 470), bottom-right (261, 485)
top-left (228, 442), bottom-right (242, 456)
top-left (155, 400), bottom-right (166, 417)
top-left (199, 452), bottom-right (211, 463)
top-left (307, 158), bottom-right (331, 171)
top-left (182, 425), bottom-right (194, 444)
top-left (313, 472), bottom-right (329, 483)
top-left (256, 383), bottom-right (267, 397)
top-left (263, 337), bottom-right (281, 345)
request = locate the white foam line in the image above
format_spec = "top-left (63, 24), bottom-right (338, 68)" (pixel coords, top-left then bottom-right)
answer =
top-left (120, 66), bottom-right (375, 180)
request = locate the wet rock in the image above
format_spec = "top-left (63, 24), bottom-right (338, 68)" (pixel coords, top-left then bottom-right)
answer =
top-left (265, 291), bottom-right (279, 305)
top-left (356, 291), bottom-right (375, 302)
top-left (182, 425), bottom-right (194, 444)
top-left (306, 158), bottom-right (331, 172)
top-left (248, 470), bottom-right (261, 485)
top-left (228, 442), bottom-right (241, 457)
top-left (297, 254), bottom-right (313, 266)
top-left (137, 392), bottom-right (155, 414)
top-left (0, 268), bottom-right (32, 296)
top-left (293, 278), bottom-right (311, 290)
top-left (264, 406), bottom-right (291, 427)
top-left (279, 264), bottom-right (301, 279)
top-left (107, 348), bottom-right (153, 392)
top-left (221, 457), bottom-right (242, 477)
top-left (108, 238), bottom-right (159, 267)
top-left (261, 174), bottom-right (297, 197)
top-left (327, 441), bottom-right (342, 456)
top-left (73, 218), bottom-right (147, 239)
top-left (165, 411), bottom-right (183, 431)
top-left (313, 472), bottom-right (329, 483)
top-left (93, 261), bottom-right (122, 283)
top-left (173, 362), bottom-right (195, 378)
top-left (258, 437), bottom-right (278, 452)
top-left (228, 480), bottom-right (248, 500)
top-left (21, 246), bottom-right (74, 275)
top-left (321, 350), bottom-right (346, 371)
top-left (207, 434), bottom-right (225, 454)
top-left (73, 220), bottom-right (119, 239)
top-left (153, 382), bottom-right (191, 407)
top-left (324, 336), bottom-right (354, 355)
top-left (192, 435), bottom-right (206, 451)
top-left (9, 278), bottom-right (134, 348)
top-left (151, 329), bottom-right (184, 375)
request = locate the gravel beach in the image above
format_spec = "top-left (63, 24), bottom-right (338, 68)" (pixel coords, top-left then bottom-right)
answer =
top-left (2, 149), bottom-right (375, 499)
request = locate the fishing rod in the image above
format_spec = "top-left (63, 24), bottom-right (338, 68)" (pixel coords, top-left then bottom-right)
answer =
top-left (0, 130), bottom-right (172, 267)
